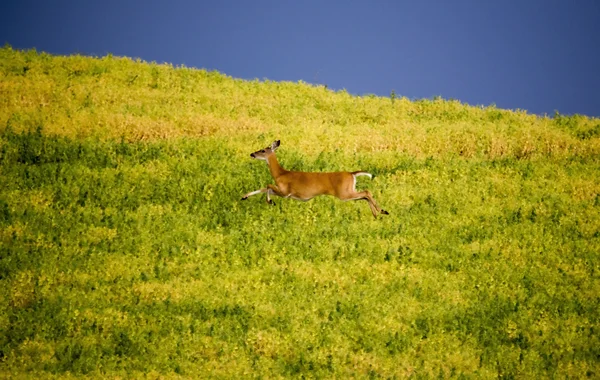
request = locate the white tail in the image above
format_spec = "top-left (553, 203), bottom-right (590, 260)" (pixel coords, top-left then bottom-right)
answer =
top-left (241, 140), bottom-right (389, 218)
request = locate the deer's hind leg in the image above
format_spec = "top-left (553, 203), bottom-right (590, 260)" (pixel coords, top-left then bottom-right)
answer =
top-left (362, 190), bottom-right (388, 216)
top-left (340, 190), bottom-right (388, 218)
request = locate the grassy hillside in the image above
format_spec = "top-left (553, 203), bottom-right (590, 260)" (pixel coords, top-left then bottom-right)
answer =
top-left (1, 46), bottom-right (599, 378)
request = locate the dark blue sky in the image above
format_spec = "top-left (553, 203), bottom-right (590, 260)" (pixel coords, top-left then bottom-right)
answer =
top-left (2, 1), bottom-right (599, 117)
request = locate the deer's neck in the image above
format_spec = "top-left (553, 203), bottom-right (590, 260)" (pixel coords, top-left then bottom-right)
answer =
top-left (267, 154), bottom-right (286, 179)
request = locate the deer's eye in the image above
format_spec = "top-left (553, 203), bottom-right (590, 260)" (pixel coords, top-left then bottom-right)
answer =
top-left (261, 150), bottom-right (265, 153)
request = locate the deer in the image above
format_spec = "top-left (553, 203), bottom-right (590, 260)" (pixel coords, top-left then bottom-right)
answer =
top-left (241, 140), bottom-right (389, 218)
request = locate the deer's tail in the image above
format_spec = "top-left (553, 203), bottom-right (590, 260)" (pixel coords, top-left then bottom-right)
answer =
top-left (352, 171), bottom-right (373, 179)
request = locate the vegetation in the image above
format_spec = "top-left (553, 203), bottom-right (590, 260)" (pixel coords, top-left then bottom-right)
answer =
top-left (1, 45), bottom-right (599, 378)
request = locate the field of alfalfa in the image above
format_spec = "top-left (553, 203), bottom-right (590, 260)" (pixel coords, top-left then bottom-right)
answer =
top-left (1, 46), bottom-right (599, 378)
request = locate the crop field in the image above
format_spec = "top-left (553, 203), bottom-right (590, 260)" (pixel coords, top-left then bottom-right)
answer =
top-left (1, 46), bottom-right (599, 378)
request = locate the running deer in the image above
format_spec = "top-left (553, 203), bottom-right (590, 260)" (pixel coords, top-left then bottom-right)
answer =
top-left (241, 140), bottom-right (389, 217)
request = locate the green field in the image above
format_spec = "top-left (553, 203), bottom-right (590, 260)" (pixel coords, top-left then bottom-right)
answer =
top-left (1, 46), bottom-right (599, 378)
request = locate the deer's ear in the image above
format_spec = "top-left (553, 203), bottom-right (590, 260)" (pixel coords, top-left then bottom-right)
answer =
top-left (271, 140), bottom-right (281, 150)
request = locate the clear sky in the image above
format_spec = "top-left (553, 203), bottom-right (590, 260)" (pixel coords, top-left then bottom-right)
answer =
top-left (2, 0), bottom-right (599, 117)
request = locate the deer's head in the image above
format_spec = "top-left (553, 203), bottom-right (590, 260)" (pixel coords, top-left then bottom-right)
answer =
top-left (250, 140), bottom-right (280, 161)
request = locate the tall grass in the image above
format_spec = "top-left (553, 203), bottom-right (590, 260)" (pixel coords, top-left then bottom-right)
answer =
top-left (1, 46), bottom-right (599, 378)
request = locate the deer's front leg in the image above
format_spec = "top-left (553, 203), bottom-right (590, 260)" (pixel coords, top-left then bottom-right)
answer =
top-left (241, 186), bottom-right (280, 205)
top-left (241, 188), bottom-right (268, 200)
top-left (265, 184), bottom-right (290, 205)
top-left (266, 184), bottom-right (290, 204)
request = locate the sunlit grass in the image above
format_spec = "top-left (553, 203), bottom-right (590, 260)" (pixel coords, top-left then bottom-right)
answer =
top-left (1, 46), bottom-right (599, 378)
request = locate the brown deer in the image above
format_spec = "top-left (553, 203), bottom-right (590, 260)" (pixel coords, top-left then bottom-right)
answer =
top-left (241, 140), bottom-right (389, 217)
